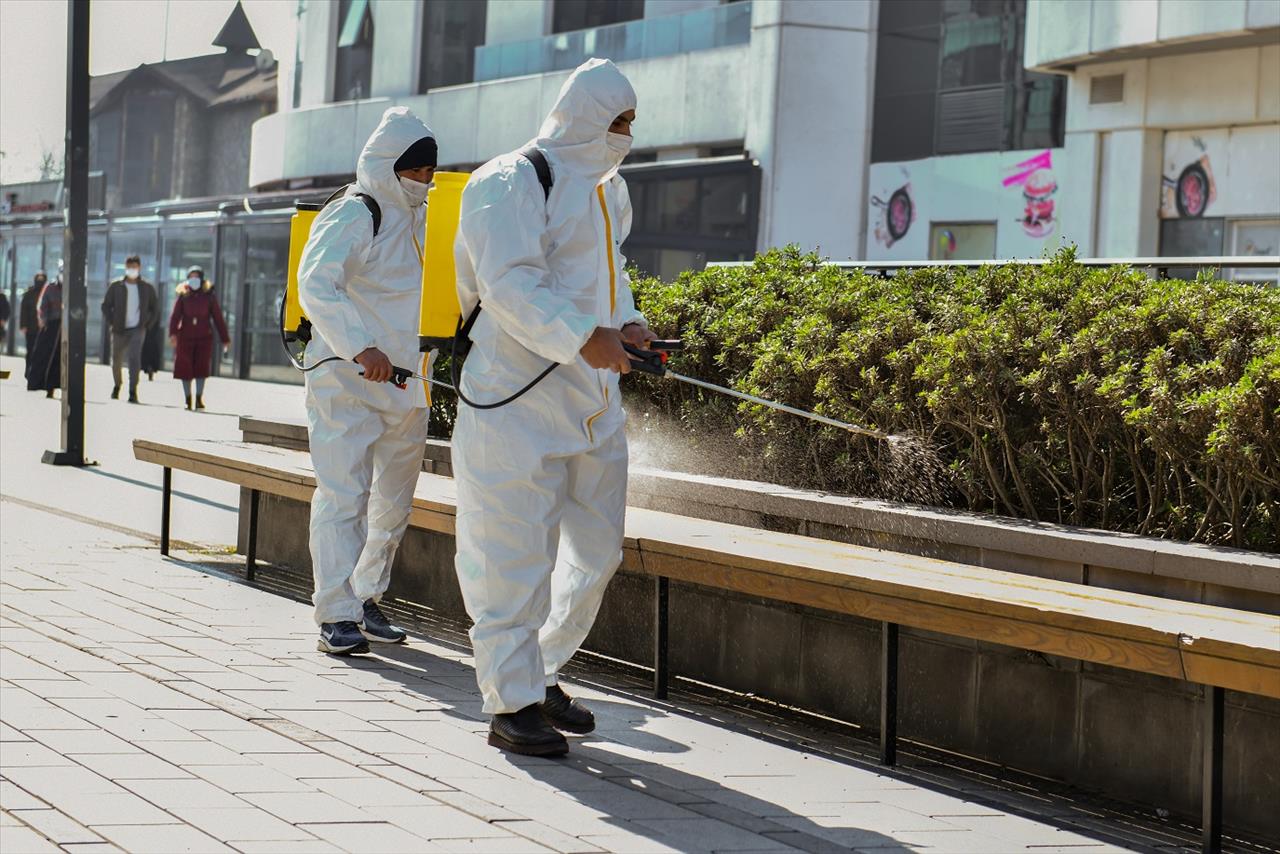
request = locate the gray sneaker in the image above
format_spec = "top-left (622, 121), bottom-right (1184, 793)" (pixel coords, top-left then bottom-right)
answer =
top-left (360, 599), bottom-right (407, 644)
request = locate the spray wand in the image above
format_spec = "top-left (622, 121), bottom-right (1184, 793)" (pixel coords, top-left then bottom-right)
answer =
top-left (622, 341), bottom-right (890, 441)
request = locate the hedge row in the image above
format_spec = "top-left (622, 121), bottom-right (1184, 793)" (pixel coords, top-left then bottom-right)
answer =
top-left (624, 247), bottom-right (1280, 552)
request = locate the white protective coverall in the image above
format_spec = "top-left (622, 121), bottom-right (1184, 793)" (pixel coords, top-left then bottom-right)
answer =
top-left (452, 59), bottom-right (644, 715)
top-left (298, 106), bottom-right (436, 626)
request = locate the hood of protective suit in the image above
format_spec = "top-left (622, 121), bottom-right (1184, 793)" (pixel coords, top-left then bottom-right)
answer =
top-left (356, 106), bottom-right (435, 213)
top-left (535, 58), bottom-right (636, 182)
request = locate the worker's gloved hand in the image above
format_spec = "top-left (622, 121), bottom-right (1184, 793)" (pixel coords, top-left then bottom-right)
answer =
top-left (355, 346), bottom-right (394, 383)
top-left (621, 322), bottom-right (656, 350)
top-left (580, 327), bottom-right (631, 374)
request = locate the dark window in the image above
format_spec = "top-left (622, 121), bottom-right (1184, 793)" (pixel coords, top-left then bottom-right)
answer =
top-left (1160, 217), bottom-right (1225, 280)
top-left (871, 0), bottom-right (1066, 162)
top-left (334, 0), bottom-right (373, 102)
top-left (552, 0), bottom-right (644, 34)
top-left (420, 0), bottom-right (487, 91)
top-left (621, 160), bottom-right (760, 278)
top-left (90, 108), bottom-right (123, 201)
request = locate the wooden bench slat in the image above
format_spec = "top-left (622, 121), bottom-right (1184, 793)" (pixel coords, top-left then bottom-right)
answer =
top-left (133, 438), bottom-right (1280, 699)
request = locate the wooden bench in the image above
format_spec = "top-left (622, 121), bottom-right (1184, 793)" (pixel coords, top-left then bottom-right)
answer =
top-left (134, 437), bottom-right (1280, 853)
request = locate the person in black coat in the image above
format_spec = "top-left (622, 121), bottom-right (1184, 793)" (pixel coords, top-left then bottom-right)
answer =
top-left (19, 272), bottom-right (46, 378)
top-left (26, 275), bottom-right (62, 396)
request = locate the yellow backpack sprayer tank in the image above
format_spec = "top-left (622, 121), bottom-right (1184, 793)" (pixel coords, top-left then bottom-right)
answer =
top-left (418, 172), bottom-right (470, 352)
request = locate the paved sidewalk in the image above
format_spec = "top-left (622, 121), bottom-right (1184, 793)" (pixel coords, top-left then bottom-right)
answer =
top-left (1, 498), bottom-right (1206, 854)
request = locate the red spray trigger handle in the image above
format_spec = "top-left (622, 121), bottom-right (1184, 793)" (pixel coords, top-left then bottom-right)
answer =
top-left (623, 340), bottom-right (681, 376)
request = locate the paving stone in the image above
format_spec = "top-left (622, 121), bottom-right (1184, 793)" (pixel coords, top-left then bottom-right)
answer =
top-left (192, 728), bottom-right (313, 754)
top-left (298, 820), bottom-right (450, 851)
top-left (632, 817), bottom-right (799, 852)
top-left (496, 819), bottom-right (608, 853)
top-left (248, 751), bottom-right (372, 779)
top-left (57, 792), bottom-right (178, 826)
top-left (187, 763), bottom-right (318, 795)
top-left (578, 834), bottom-right (687, 854)
top-left (0, 779), bottom-right (48, 810)
top-left (91, 822), bottom-right (233, 853)
top-left (168, 807), bottom-right (320, 842)
top-left (364, 803), bottom-right (514, 839)
top-left (156, 710), bottom-right (261, 732)
top-left (10, 807), bottom-right (103, 844)
top-left (238, 791), bottom-right (376, 824)
top-left (137, 739), bottom-right (257, 766)
top-left (1, 741), bottom-right (79, 767)
top-left (120, 778), bottom-right (249, 811)
top-left (297, 775), bottom-right (437, 808)
top-left (221, 841), bottom-right (343, 853)
top-left (70, 752), bottom-right (194, 781)
top-left (0, 822), bottom-right (61, 853)
top-left (28, 730), bottom-right (140, 755)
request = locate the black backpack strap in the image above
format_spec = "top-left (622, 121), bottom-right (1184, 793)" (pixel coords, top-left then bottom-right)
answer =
top-left (320, 184), bottom-right (381, 237)
top-left (519, 146), bottom-right (554, 201)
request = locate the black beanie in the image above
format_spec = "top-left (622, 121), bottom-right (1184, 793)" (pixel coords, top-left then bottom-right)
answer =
top-left (394, 136), bottom-right (438, 172)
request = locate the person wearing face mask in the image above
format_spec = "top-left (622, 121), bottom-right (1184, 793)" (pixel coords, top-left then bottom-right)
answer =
top-left (452, 58), bottom-right (654, 756)
top-left (296, 106), bottom-right (437, 656)
top-left (168, 268), bottom-right (230, 410)
top-left (102, 255), bottom-right (159, 403)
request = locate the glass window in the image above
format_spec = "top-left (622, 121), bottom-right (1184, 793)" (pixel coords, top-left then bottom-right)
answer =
top-left (1160, 217), bottom-right (1225, 280)
top-left (239, 223), bottom-right (296, 383)
top-left (1228, 218), bottom-right (1280, 284)
top-left (929, 222), bottom-right (996, 260)
top-left (12, 234), bottom-right (45, 355)
top-left (333, 0), bottom-right (373, 102)
top-left (699, 173), bottom-right (750, 240)
top-left (218, 225), bottom-right (244, 375)
top-left (656, 179), bottom-right (699, 233)
top-left (553, 0), bottom-right (644, 34)
top-left (91, 108), bottom-right (123, 204)
top-left (872, 1), bottom-right (1065, 162)
top-left (85, 231), bottom-right (108, 362)
top-left (420, 0), bottom-right (487, 91)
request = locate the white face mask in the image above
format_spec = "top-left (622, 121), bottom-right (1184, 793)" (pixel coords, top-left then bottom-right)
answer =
top-left (399, 176), bottom-right (429, 206)
top-left (187, 277), bottom-right (201, 289)
top-left (606, 131), bottom-right (633, 162)
top-left (125, 267), bottom-right (139, 279)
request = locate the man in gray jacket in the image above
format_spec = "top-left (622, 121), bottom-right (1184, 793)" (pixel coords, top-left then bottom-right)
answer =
top-left (101, 254), bottom-right (158, 403)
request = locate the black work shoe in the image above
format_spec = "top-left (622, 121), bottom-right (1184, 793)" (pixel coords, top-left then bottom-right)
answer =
top-left (195, 394), bottom-right (205, 410)
top-left (360, 599), bottom-right (407, 644)
top-left (111, 384), bottom-right (120, 399)
top-left (489, 704), bottom-right (569, 757)
top-left (317, 621), bottom-right (369, 655)
top-left (541, 684), bottom-right (595, 734)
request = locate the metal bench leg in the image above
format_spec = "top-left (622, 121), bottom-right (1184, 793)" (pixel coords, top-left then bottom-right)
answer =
top-left (880, 621), bottom-right (899, 766)
top-left (654, 576), bottom-right (669, 699)
top-left (246, 489), bottom-right (260, 581)
top-left (160, 467), bottom-right (172, 556)
top-left (1202, 685), bottom-right (1224, 854)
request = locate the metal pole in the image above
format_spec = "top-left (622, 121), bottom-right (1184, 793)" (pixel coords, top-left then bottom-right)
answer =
top-left (43, 0), bottom-right (93, 468)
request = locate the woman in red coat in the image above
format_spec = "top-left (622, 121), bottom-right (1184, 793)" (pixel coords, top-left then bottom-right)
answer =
top-left (169, 267), bottom-right (230, 410)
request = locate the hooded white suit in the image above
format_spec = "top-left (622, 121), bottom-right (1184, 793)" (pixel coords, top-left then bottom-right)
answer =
top-left (453, 59), bottom-right (644, 715)
top-left (298, 106), bottom-right (436, 626)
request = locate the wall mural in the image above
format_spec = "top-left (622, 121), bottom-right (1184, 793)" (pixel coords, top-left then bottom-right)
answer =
top-left (1161, 132), bottom-right (1222, 218)
top-left (1003, 150), bottom-right (1057, 239)
top-left (871, 167), bottom-right (915, 249)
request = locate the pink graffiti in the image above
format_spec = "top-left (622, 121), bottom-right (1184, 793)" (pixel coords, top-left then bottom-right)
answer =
top-left (1003, 150), bottom-right (1053, 187)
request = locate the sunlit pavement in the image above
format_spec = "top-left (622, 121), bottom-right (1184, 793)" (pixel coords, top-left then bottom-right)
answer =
top-left (1, 357), bottom-right (1206, 853)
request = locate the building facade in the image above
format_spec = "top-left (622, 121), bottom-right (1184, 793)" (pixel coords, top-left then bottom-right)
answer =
top-left (253, 0), bottom-right (1278, 278)
top-left (0, 2), bottom-right (289, 375)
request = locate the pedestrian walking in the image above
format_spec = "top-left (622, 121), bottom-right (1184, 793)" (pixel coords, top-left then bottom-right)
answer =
top-left (297, 106), bottom-right (437, 656)
top-left (102, 255), bottom-right (159, 403)
top-left (19, 272), bottom-right (45, 378)
top-left (0, 290), bottom-right (10, 340)
top-left (452, 59), bottom-right (651, 756)
top-left (26, 274), bottom-right (63, 397)
top-left (168, 268), bottom-right (229, 410)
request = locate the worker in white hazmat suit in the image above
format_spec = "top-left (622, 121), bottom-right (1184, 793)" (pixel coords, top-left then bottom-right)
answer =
top-left (453, 58), bottom-right (654, 755)
top-left (298, 106), bottom-right (438, 655)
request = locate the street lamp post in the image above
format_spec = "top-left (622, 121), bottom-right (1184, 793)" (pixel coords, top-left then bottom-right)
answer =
top-left (43, 0), bottom-right (93, 468)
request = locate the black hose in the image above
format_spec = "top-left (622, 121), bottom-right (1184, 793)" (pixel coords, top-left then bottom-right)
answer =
top-left (278, 293), bottom-right (343, 373)
top-left (448, 321), bottom-right (558, 410)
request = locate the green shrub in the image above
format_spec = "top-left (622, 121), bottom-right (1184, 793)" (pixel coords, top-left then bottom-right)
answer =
top-left (627, 246), bottom-right (1280, 551)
